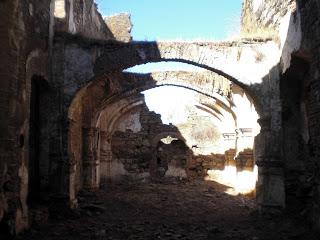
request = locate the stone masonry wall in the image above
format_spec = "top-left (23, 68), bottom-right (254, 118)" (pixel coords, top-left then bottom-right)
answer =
top-left (243, 0), bottom-right (320, 228)
top-left (105, 13), bottom-right (132, 42)
top-left (296, 0), bottom-right (320, 231)
top-left (110, 104), bottom-right (183, 180)
top-left (241, 0), bottom-right (295, 36)
top-left (241, 0), bottom-right (299, 210)
top-left (50, 0), bottom-right (134, 206)
top-left (55, 0), bottom-right (114, 40)
top-left (0, 0), bottom-right (133, 235)
top-left (0, 0), bottom-right (52, 235)
top-left (109, 102), bottom-right (254, 181)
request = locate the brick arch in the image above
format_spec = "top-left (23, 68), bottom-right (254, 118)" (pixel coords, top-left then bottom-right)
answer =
top-left (94, 88), bottom-right (239, 184)
top-left (68, 69), bottom-right (260, 132)
top-left (98, 96), bottom-right (145, 134)
top-left (67, 70), bottom-right (255, 192)
top-left (92, 40), bottom-right (280, 112)
top-left (68, 70), bottom-right (232, 121)
top-left (96, 92), bottom-right (232, 136)
top-left (93, 42), bottom-right (254, 88)
top-left (93, 83), bottom-right (235, 130)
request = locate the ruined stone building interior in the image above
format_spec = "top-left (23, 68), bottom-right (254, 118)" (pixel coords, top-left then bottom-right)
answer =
top-left (1, 0), bottom-right (320, 239)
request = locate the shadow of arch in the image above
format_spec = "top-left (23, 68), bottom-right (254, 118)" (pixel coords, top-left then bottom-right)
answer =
top-left (93, 42), bottom-right (263, 113)
top-left (95, 86), bottom-right (239, 183)
top-left (93, 84), bottom-right (234, 126)
top-left (67, 69), bottom-right (258, 198)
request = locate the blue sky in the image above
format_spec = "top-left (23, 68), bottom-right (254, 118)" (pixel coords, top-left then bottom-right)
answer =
top-left (95, 0), bottom-right (243, 41)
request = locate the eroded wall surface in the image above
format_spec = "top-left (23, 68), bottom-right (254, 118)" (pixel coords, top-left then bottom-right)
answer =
top-left (105, 13), bottom-right (132, 42)
top-left (55, 0), bottom-right (114, 39)
top-left (244, 0), bottom-right (320, 230)
top-left (296, 0), bottom-right (320, 230)
top-left (109, 102), bottom-right (255, 181)
top-left (2, 0), bottom-right (320, 235)
top-left (0, 0), bottom-right (52, 234)
top-left (110, 104), bottom-right (183, 180)
top-left (0, 0), bottom-right (129, 235)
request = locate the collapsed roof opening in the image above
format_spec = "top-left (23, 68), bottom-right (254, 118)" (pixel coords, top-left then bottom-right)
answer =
top-left (124, 62), bottom-right (207, 73)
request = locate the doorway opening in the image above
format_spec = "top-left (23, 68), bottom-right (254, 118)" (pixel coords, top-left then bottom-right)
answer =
top-left (28, 75), bottom-right (49, 205)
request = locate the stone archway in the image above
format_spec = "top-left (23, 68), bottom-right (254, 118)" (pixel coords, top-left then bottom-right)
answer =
top-left (67, 70), bottom-right (238, 191)
top-left (28, 75), bottom-right (50, 205)
top-left (150, 132), bottom-right (190, 179)
top-left (67, 61), bottom-right (284, 209)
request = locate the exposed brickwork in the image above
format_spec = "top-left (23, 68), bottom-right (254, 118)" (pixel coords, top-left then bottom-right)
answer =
top-left (110, 104), bottom-right (250, 181)
top-left (105, 13), bottom-right (132, 42)
top-left (0, 0), bottom-right (119, 235)
top-left (236, 148), bottom-right (254, 171)
top-left (296, 0), bottom-right (320, 230)
top-left (111, 104), bottom-right (184, 178)
top-left (0, 0), bottom-right (52, 235)
top-left (2, 0), bottom-right (320, 236)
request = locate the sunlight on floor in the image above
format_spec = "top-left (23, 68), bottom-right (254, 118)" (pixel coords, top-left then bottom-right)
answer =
top-left (205, 165), bottom-right (258, 196)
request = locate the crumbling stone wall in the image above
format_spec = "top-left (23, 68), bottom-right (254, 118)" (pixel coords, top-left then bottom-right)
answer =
top-left (105, 13), bottom-right (132, 42)
top-left (50, 0), bottom-right (132, 207)
top-left (109, 102), bottom-right (246, 181)
top-left (188, 148), bottom-right (254, 179)
top-left (295, 0), bottom-right (320, 231)
top-left (241, 0), bottom-right (307, 210)
top-left (156, 140), bottom-right (190, 179)
top-left (189, 154), bottom-right (226, 178)
top-left (244, 0), bottom-right (320, 229)
top-left (236, 148), bottom-right (254, 171)
top-left (0, 0), bottom-right (132, 235)
top-left (55, 0), bottom-right (114, 40)
top-left (241, 0), bottom-right (295, 36)
top-left (4, 0), bottom-right (320, 235)
top-left (0, 0), bottom-right (52, 235)
top-left (110, 104), bottom-right (185, 180)
top-left (67, 70), bottom-right (235, 187)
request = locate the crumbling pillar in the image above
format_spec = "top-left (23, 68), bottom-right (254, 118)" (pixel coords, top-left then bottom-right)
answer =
top-left (99, 131), bottom-right (113, 182)
top-left (255, 116), bottom-right (285, 210)
top-left (225, 148), bottom-right (236, 167)
top-left (82, 127), bottom-right (100, 189)
top-left (236, 149), bottom-right (254, 172)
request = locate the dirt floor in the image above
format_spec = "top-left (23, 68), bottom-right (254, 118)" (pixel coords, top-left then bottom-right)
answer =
top-left (8, 179), bottom-right (319, 240)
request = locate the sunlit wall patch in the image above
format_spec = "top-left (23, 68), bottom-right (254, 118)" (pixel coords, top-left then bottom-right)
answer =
top-left (54, 0), bottom-right (66, 19)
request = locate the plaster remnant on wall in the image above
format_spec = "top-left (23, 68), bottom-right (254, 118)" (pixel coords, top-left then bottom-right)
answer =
top-left (18, 162), bottom-right (28, 216)
top-left (165, 167), bottom-right (187, 178)
top-left (15, 209), bottom-right (28, 235)
top-left (279, 11), bottom-right (302, 72)
top-left (68, 0), bottom-right (77, 34)
top-left (29, 3), bottom-right (34, 16)
top-left (116, 112), bottom-right (142, 133)
top-left (91, 3), bottom-right (101, 30)
top-left (110, 161), bottom-right (127, 179)
top-left (54, 0), bottom-right (66, 19)
top-left (16, 162), bottom-right (29, 233)
top-left (252, 0), bottom-right (263, 13)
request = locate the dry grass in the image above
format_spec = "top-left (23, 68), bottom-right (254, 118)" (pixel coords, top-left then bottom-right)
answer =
top-left (240, 27), bottom-right (279, 42)
top-left (239, 0), bottom-right (279, 43)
